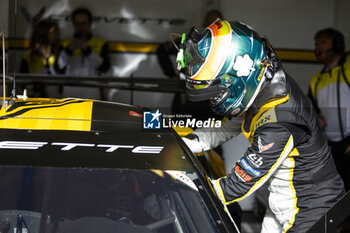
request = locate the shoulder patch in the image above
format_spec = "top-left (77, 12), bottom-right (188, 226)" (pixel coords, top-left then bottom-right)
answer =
top-left (253, 108), bottom-right (277, 132)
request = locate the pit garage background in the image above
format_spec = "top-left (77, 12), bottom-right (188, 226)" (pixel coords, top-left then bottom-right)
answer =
top-left (0, 0), bottom-right (350, 211)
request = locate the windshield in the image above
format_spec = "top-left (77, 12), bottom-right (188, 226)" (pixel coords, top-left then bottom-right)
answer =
top-left (0, 166), bottom-right (219, 233)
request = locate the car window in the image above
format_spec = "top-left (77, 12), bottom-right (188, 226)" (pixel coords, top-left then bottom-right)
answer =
top-left (0, 166), bottom-right (220, 233)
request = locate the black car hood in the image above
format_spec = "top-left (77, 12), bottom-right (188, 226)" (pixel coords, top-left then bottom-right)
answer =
top-left (0, 98), bottom-right (194, 171)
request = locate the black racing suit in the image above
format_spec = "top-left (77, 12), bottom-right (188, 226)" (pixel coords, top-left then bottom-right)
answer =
top-left (210, 72), bottom-right (345, 232)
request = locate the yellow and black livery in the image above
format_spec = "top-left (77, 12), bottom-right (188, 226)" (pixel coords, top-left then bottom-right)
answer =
top-left (214, 74), bottom-right (345, 232)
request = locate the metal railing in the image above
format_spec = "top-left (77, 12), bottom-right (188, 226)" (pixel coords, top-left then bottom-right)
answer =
top-left (2, 73), bottom-right (186, 94)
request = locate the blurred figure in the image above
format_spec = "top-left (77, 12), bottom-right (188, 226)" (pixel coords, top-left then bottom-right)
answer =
top-left (20, 20), bottom-right (60, 74)
top-left (57, 7), bottom-right (110, 76)
top-left (57, 7), bottom-right (110, 100)
top-left (308, 28), bottom-right (350, 191)
top-left (19, 20), bottom-right (62, 97)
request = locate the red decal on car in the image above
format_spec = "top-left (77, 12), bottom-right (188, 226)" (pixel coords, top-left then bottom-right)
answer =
top-left (129, 111), bottom-right (142, 117)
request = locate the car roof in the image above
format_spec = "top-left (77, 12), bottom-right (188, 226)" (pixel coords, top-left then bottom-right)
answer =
top-left (0, 98), bottom-right (195, 171)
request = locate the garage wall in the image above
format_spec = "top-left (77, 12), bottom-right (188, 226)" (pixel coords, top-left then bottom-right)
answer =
top-left (0, 1), bottom-right (9, 34)
top-left (4, 0), bottom-right (208, 108)
top-left (220, 0), bottom-right (350, 91)
top-left (3, 0), bottom-right (350, 88)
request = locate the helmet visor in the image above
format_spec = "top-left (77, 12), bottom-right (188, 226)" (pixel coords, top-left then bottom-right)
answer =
top-left (178, 29), bottom-right (212, 78)
top-left (185, 30), bottom-right (211, 77)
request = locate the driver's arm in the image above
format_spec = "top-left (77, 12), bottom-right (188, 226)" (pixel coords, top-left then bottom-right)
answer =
top-left (182, 117), bottom-right (242, 153)
top-left (213, 122), bottom-right (299, 204)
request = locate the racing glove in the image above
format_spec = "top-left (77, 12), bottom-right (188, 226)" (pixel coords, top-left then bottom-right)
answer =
top-left (182, 133), bottom-right (203, 153)
top-left (210, 178), bottom-right (225, 204)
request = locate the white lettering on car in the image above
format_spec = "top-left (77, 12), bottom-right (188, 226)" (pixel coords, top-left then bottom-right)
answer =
top-left (52, 142), bottom-right (95, 150)
top-left (0, 141), bottom-right (48, 150)
top-left (132, 146), bottom-right (164, 154)
top-left (0, 141), bottom-right (164, 154)
top-left (97, 144), bottom-right (134, 152)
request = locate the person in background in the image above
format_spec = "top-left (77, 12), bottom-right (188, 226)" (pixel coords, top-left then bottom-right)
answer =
top-left (19, 20), bottom-right (62, 97)
top-left (308, 28), bottom-right (350, 191)
top-left (20, 20), bottom-right (61, 75)
top-left (57, 7), bottom-right (110, 99)
top-left (58, 7), bottom-right (110, 76)
top-left (179, 20), bottom-right (345, 233)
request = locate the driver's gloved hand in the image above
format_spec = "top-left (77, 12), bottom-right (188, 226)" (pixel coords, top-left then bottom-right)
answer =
top-left (182, 134), bottom-right (203, 153)
top-left (209, 177), bottom-right (226, 206)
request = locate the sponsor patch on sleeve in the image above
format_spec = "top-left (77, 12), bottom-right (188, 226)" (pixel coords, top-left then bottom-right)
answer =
top-left (258, 136), bottom-right (274, 153)
top-left (240, 157), bottom-right (261, 176)
top-left (234, 165), bottom-right (252, 182)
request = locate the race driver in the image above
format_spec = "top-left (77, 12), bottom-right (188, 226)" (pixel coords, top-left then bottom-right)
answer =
top-left (176, 20), bottom-right (345, 233)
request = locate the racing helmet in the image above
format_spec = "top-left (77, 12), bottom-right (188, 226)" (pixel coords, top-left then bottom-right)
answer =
top-left (176, 20), bottom-right (271, 117)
